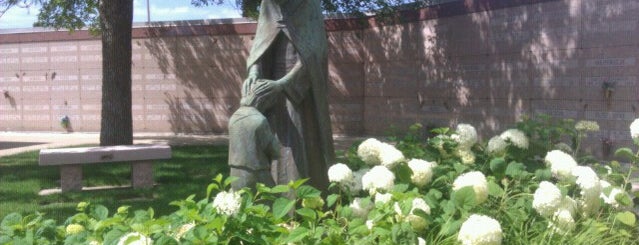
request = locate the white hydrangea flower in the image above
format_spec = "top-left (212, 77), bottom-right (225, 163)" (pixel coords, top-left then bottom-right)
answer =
top-left (575, 120), bottom-right (600, 132)
top-left (65, 224), bottom-right (85, 235)
top-left (212, 191), bottom-right (242, 216)
top-left (604, 166), bottom-right (613, 175)
top-left (350, 198), bottom-right (373, 219)
top-left (599, 180), bottom-right (627, 209)
top-left (500, 129), bottom-right (529, 149)
top-left (487, 136), bottom-right (507, 155)
top-left (457, 149), bottom-right (476, 165)
top-left (602, 187), bottom-right (632, 209)
top-left (117, 232), bottom-right (153, 245)
top-left (175, 222), bottom-right (195, 240)
top-left (411, 198), bottom-right (431, 215)
top-left (393, 198), bottom-right (431, 230)
top-left (544, 150), bottom-right (578, 180)
top-left (407, 159), bottom-right (436, 187)
top-left (417, 237), bottom-right (426, 245)
top-left (378, 143), bottom-right (405, 168)
top-left (327, 163), bottom-right (353, 185)
top-left (393, 198), bottom-right (431, 216)
top-left (365, 219), bottom-right (374, 230)
top-left (362, 166), bottom-right (395, 195)
top-left (532, 181), bottom-right (564, 217)
top-left (357, 138), bottom-right (383, 165)
top-left (631, 118), bottom-right (639, 141)
top-left (549, 209), bottom-right (576, 234)
top-left (452, 124), bottom-right (478, 148)
top-left (347, 168), bottom-right (369, 193)
top-left (453, 171), bottom-right (488, 204)
top-left (457, 214), bottom-right (503, 245)
top-left (374, 192), bottom-right (392, 204)
top-left (571, 166), bottom-right (601, 197)
top-left (571, 166), bottom-right (602, 214)
top-left (558, 196), bottom-right (577, 217)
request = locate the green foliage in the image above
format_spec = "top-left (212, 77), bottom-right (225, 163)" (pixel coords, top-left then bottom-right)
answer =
top-left (34, 0), bottom-right (100, 33)
top-left (2, 118), bottom-right (639, 244)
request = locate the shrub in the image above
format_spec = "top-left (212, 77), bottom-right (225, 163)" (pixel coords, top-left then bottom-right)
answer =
top-left (2, 117), bottom-right (638, 244)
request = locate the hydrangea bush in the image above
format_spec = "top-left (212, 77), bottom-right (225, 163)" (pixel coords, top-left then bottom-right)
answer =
top-left (2, 116), bottom-right (638, 244)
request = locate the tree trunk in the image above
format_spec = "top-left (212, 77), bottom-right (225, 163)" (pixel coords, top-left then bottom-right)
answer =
top-left (98, 0), bottom-right (133, 146)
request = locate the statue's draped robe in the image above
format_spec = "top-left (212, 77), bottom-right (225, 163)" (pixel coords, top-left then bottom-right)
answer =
top-left (246, 0), bottom-right (334, 191)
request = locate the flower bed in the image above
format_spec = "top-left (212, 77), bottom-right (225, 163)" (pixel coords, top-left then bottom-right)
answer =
top-left (1, 116), bottom-right (638, 244)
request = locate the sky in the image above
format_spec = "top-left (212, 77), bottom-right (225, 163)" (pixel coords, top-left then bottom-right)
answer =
top-left (0, 0), bottom-right (243, 29)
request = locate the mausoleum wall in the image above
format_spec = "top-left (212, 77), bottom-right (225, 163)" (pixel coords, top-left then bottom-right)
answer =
top-left (1, 0), bottom-right (637, 157)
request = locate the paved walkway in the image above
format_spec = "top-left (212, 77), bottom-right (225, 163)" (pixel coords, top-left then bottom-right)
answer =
top-left (0, 132), bottom-right (222, 157)
top-left (0, 132), bottom-right (362, 157)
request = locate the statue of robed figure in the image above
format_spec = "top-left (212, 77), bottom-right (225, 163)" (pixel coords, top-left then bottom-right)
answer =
top-left (229, 0), bottom-right (335, 192)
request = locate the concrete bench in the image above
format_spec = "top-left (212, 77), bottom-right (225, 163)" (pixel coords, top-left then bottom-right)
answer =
top-left (39, 145), bottom-right (171, 192)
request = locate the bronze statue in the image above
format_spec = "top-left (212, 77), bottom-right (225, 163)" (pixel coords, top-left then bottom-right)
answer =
top-left (229, 0), bottom-right (335, 192)
top-left (228, 79), bottom-right (280, 190)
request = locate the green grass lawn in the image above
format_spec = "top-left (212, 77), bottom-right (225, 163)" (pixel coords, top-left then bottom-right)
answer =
top-left (0, 145), bottom-right (229, 222)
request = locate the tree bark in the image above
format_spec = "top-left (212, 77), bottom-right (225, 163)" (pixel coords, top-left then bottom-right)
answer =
top-left (98, 0), bottom-right (133, 146)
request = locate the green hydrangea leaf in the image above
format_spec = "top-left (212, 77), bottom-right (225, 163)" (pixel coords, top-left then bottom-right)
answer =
top-left (452, 186), bottom-right (476, 210)
top-left (439, 219), bottom-right (462, 236)
top-left (296, 185), bottom-right (321, 199)
top-left (534, 168), bottom-right (552, 181)
top-left (103, 229), bottom-right (125, 245)
top-left (488, 181), bottom-right (504, 197)
top-left (223, 176), bottom-right (239, 188)
top-left (505, 162), bottom-right (526, 178)
top-left (392, 184), bottom-right (409, 193)
top-left (296, 208), bottom-right (316, 221)
top-left (284, 227), bottom-right (310, 243)
top-left (273, 198), bottom-right (295, 219)
top-left (430, 127), bottom-right (449, 135)
top-left (289, 178), bottom-right (309, 189)
top-left (1, 213), bottom-right (22, 233)
top-left (616, 211), bottom-right (636, 227)
top-left (91, 205), bottom-right (109, 221)
top-left (271, 185), bottom-right (290, 193)
top-left (326, 194), bottom-right (339, 208)
top-left (489, 157), bottom-right (507, 175)
top-left (614, 148), bottom-right (636, 162)
top-left (395, 164), bottom-right (413, 183)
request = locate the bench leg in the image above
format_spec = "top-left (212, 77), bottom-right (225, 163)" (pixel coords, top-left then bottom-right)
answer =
top-left (60, 165), bottom-right (82, 192)
top-left (132, 161), bottom-right (154, 189)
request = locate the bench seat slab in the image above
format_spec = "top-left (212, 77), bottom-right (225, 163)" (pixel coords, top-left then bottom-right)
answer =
top-left (39, 145), bottom-right (171, 166)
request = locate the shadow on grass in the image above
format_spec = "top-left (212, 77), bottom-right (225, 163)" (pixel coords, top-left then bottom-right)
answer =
top-left (0, 145), bottom-right (229, 222)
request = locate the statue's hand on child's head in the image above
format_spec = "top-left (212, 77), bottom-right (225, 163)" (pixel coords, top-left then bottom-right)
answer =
top-left (241, 79), bottom-right (281, 112)
top-left (252, 79), bottom-right (282, 98)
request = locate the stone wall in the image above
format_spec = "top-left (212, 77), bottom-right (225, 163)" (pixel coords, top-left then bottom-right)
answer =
top-left (1, 0), bottom-right (638, 156)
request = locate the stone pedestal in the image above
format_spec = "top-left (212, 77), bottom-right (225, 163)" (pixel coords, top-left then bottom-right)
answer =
top-left (131, 161), bottom-right (153, 189)
top-left (60, 165), bottom-right (83, 192)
